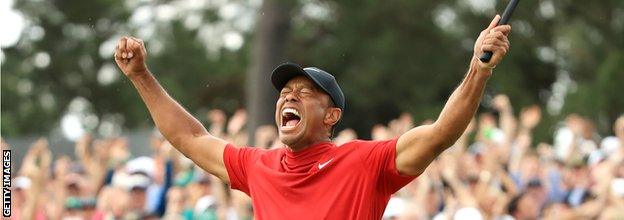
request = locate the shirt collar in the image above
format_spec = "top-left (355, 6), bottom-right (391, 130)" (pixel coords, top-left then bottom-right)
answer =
top-left (281, 142), bottom-right (334, 173)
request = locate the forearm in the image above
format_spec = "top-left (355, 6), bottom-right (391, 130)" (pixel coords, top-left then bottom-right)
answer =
top-left (52, 178), bottom-right (67, 220)
top-left (499, 109), bottom-right (517, 142)
top-left (23, 173), bottom-right (45, 220)
top-left (413, 174), bottom-right (431, 206)
top-left (130, 71), bottom-right (209, 148)
top-left (76, 142), bottom-right (93, 167)
top-left (509, 134), bottom-right (529, 173)
top-left (397, 15), bottom-right (510, 176)
top-left (499, 168), bottom-right (519, 196)
top-left (433, 58), bottom-right (490, 147)
top-left (396, 59), bottom-right (491, 175)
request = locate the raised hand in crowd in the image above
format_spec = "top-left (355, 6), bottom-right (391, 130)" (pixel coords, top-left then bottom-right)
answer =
top-left (388, 113), bottom-right (414, 138)
top-left (227, 109), bottom-right (247, 136)
top-left (109, 137), bottom-right (131, 168)
top-left (255, 125), bottom-right (278, 149)
top-left (227, 109), bottom-right (248, 145)
top-left (207, 109), bottom-right (227, 138)
top-left (492, 94), bottom-right (517, 141)
top-left (371, 124), bottom-right (391, 141)
top-left (333, 128), bottom-right (357, 145)
top-left (519, 105), bottom-right (541, 132)
top-left (9, 90), bottom-right (622, 220)
top-left (20, 138), bottom-right (52, 220)
top-left (75, 134), bottom-right (109, 193)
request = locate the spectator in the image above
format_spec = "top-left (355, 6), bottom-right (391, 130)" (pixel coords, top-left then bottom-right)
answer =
top-left (7, 98), bottom-right (624, 219)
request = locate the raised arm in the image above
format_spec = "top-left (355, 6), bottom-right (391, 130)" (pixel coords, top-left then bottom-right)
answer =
top-left (396, 15), bottom-right (511, 176)
top-left (114, 36), bottom-right (229, 182)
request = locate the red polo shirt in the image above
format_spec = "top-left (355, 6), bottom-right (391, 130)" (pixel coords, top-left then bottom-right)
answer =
top-left (223, 139), bottom-right (416, 219)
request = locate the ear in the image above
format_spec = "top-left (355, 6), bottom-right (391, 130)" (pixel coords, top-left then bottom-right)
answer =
top-left (324, 107), bottom-right (342, 126)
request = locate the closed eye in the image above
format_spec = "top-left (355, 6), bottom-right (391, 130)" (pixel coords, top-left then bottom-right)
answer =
top-left (280, 89), bottom-right (292, 97)
top-left (300, 88), bottom-right (313, 95)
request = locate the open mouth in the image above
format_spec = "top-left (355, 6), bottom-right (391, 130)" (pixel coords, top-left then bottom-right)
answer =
top-left (281, 107), bottom-right (301, 129)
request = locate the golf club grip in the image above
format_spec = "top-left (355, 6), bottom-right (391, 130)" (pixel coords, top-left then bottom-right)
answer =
top-left (479, 0), bottom-right (520, 63)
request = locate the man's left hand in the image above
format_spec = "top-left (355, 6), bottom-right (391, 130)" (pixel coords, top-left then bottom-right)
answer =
top-left (473, 15), bottom-right (511, 72)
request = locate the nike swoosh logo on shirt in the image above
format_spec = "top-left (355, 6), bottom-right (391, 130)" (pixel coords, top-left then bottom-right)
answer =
top-left (318, 158), bottom-right (334, 169)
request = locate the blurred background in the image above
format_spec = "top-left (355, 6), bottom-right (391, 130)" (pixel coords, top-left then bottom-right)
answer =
top-left (1, 0), bottom-right (623, 219)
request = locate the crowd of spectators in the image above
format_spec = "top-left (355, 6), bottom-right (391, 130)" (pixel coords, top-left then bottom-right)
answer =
top-left (4, 94), bottom-right (623, 219)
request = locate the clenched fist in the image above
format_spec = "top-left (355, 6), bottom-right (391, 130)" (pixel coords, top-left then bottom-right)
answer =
top-left (114, 36), bottom-right (148, 78)
top-left (473, 15), bottom-right (511, 72)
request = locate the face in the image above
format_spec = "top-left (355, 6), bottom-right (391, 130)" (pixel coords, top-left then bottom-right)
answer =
top-left (517, 195), bottom-right (540, 219)
top-left (542, 203), bottom-right (570, 220)
top-left (521, 155), bottom-right (540, 179)
top-left (129, 188), bottom-right (147, 210)
top-left (275, 76), bottom-right (341, 150)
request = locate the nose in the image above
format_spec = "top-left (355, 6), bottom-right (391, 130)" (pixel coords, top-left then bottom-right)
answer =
top-left (284, 91), bottom-right (299, 103)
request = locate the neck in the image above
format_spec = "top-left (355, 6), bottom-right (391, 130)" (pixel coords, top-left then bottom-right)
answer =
top-left (287, 138), bottom-right (331, 152)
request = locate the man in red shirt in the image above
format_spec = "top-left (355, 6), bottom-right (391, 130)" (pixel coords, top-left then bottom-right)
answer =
top-left (114, 15), bottom-right (511, 219)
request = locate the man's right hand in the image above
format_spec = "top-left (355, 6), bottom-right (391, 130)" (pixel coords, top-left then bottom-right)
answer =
top-left (114, 36), bottom-right (148, 78)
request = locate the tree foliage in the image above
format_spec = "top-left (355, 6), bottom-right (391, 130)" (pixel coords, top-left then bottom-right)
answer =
top-left (2, 0), bottom-right (622, 142)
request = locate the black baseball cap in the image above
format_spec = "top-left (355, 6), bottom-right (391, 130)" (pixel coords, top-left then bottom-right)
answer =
top-left (271, 62), bottom-right (345, 110)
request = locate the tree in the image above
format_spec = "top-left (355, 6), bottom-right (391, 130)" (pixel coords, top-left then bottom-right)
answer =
top-left (2, 0), bottom-right (622, 143)
top-left (246, 0), bottom-right (297, 145)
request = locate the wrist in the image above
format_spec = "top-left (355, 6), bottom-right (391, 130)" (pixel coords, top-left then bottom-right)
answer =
top-left (470, 57), bottom-right (493, 79)
top-left (128, 69), bottom-right (151, 81)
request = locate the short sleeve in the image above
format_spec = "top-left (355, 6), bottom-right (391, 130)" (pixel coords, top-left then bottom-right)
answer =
top-left (356, 139), bottom-right (416, 195)
top-left (223, 144), bottom-right (262, 194)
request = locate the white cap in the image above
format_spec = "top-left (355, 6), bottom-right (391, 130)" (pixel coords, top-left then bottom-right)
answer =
top-left (383, 197), bottom-right (406, 218)
top-left (453, 207), bottom-right (483, 220)
top-left (554, 127), bottom-right (574, 160)
top-left (601, 136), bottom-right (621, 155)
top-left (612, 178), bottom-right (624, 198)
top-left (111, 172), bottom-right (129, 189)
top-left (126, 156), bottom-right (155, 178)
top-left (128, 174), bottom-right (151, 189)
top-left (194, 195), bottom-right (217, 214)
top-left (587, 150), bottom-right (605, 166)
top-left (112, 172), bottom-right (152, 190)
top-left (432, 213), bottom-right (447, 220)
top-left (14, 176), bottom-right (31, 189)
top-left (491, 128), bottom-right (506, 145)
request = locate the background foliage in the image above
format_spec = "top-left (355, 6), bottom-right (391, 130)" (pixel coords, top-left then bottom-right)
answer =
top-left (2, 0), bottom-right (623, 143)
